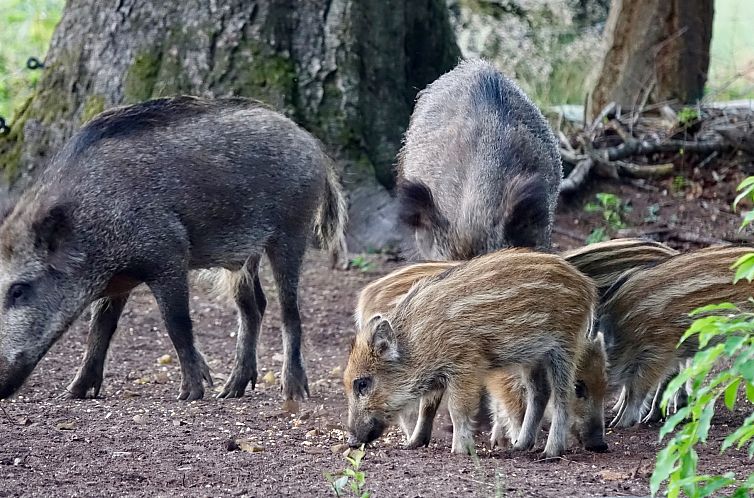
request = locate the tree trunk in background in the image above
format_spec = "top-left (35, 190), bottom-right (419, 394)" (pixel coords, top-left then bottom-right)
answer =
top-left (0, 0), bottom-right (459, 250)
top-left (588, 0), bottom-right (713, 119)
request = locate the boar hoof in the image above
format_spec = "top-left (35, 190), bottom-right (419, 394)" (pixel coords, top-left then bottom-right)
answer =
top-left (178, 356), bottom-right (213, 401)
top-left (281, 369), bottom-right (309, 402)
top-left (61, 374), bottom-right (103, 399)
top-left (216, 369), bottom-right (256, 399)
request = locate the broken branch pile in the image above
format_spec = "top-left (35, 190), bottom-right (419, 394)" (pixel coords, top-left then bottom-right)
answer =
top-left (555, 101), bottom-right (754, 195)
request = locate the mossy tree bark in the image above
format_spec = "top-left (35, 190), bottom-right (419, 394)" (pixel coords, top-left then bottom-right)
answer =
top-left (588, 0), bottom-right (713, 119)
top-left (0, 0), bottom-right (459, 196)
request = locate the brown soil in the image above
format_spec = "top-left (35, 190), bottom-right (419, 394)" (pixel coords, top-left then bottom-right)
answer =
top-left (2, 168), bottom-right (754, 498)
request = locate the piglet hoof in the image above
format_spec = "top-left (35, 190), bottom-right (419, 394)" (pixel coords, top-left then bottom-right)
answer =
top-left (537, 452), bottom-right (563, 462)
top-left (489, 433), bottom-right (510, 450)
top-left (512, 439), bottom-right (535, 452)
top-left (281, 365), bottom-right (309, 402)
top-left (404, 436), bottom-right (430, 450)
top-left (216, 368), bottom-right (257, 399)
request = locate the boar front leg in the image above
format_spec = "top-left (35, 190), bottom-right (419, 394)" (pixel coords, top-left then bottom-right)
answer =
top-left (267, 240), bottom-right (309, 401)
top-left (218, 258), bottom-right (266, 399)
top-left (446, 379), bottom-right (481, 455)
top-left (148, 274), bottom-right (212, 401)
top-left (63, 294), bottom-right (130, 398)
top-left (405, 389), bottom-right (444, 449)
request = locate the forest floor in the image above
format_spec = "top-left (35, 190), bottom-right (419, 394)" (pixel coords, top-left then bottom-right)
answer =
top-left (1, 159), bottom-right (754, 498)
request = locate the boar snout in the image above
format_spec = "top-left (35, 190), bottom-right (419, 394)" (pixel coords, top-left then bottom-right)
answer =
top-left (581, 419), bottom-right (608, 453)
top-left (0, 353), bottom-right (34, 399)
top-left (347, 416), bottom-right (387, 448)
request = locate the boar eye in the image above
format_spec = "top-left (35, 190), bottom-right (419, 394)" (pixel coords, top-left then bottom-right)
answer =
top-left (575, 380), bottom-right (587, 399)
top-left (6, 282), bottom-right (31, 309)
top-left (354, 377), bottom-right (372, 397)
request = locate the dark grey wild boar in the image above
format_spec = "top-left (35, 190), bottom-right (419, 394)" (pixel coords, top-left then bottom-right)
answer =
top-left (0, 96), bottom-right (347, 402)
top-left (397, 59), bottom-right (562, 260)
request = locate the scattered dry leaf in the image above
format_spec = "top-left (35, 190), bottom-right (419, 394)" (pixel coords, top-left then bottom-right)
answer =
top-left (157, 354), bottom-right (173, 365)
top-left (329, 366), bottom-right (342, 379)
top-left (56, 421), bottom-right (75, 431)
top-left (599, 469), bottom-right (628, 481)
top-left (330, 444), bottom-right (349, 454)
top-left (262, 371), bottom-right (276, 385)
top-left (237, 440), bottom-right (264, 453)
top-left (154, 372), bottom-right (170, 384)
top-left (282, 399), bottom-right (299, 414)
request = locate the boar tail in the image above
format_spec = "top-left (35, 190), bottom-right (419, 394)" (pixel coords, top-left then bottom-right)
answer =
top-left (500, 174), bottom-right (550, 248)
top-left (316, 157), bottom-right (349, 269)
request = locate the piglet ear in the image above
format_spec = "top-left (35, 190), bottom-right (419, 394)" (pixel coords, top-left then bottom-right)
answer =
top-left (370, 318), bottom-right (399, 361)
top-left (32, 202), bottom-right (74, 254)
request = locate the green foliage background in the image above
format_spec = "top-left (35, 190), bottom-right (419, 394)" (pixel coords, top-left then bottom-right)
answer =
top-left (0, 0), bottom-right (63, 120)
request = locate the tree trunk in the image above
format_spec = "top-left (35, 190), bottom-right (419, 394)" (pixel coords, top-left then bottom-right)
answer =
top-left (0, 0), bottom-right (459, 249)
top-left (588, 0), bottom-right (713, 118)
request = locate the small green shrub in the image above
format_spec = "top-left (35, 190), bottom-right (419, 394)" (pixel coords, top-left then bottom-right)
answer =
top-left (325, 446), bottom-right (371, 498)
top-left (651, 177), bottom-right (754, 497)
top-left (349, 256), bottom-right (374, 272)
top-left (584, 193), bottom-right (630, 243)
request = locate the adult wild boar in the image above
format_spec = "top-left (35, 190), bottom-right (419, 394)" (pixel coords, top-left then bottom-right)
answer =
top-left (0, 96), bottom-right (346, 402)
top-left (397, 59), bottom-right (562, 260)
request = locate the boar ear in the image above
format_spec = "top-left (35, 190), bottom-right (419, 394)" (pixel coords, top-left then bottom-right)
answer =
top-left (398, 181), bottom-right (447, 230)
top-left (500, 174), bottom-right (549, 248)
top-left (31, 202), bottom-right (82, 271)
top-left (371, 319), bottom-right (399, 361)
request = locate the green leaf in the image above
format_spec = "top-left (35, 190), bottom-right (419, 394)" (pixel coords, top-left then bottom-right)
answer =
top-left (724, 378), bottom-right (741, 411)
top-left (739, 210), bottom-right (754, 230)
top-left (697, 473), bottom-right (736, 496)
top-left (651, 444), bottom-right (679, 495)
top-left (689, 302), bottom-right (738, 316)
top-left (698, 404), bottom-right (715, 444)
top-left (660, 407), bottom-right (691, 440)
top-left (733, 253), bottom-right (754, 283)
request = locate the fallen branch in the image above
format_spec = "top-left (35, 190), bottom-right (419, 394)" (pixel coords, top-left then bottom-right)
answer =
top-left (553, 226), bottom-right (585, 242)
top-left (559, 158), bottom-right (594, 194)
top-left (603, 137), bottom-right (729, 161)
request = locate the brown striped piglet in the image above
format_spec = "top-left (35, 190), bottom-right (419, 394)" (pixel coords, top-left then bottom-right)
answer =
top-left (355, 258), bottom-right (609, 453)
top-left (599, 245), bottom-right (754, 428)
top-left (344, 249), bottom-right (596, 458)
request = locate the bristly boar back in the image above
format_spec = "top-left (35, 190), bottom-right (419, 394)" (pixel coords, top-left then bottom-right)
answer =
top-left (397, 59), bottom-right (562, 260)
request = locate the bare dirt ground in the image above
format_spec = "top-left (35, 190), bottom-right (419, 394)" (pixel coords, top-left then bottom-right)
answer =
top-left (2, 163), bottom-right (754, 497)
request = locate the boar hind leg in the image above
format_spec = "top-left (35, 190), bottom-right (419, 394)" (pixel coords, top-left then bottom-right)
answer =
top-left (217, 258), bottom-right (265, 399)
top-left (513, 364), bottom-right (550, 453)
top-left (267, 240), bottom-right (309, 401)
top-left (406, 389), bottom-right (444, 449)
top-left (63, 294), bottom-right (130, 399)
top-left (149, 274), bottom-right (212, 401)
